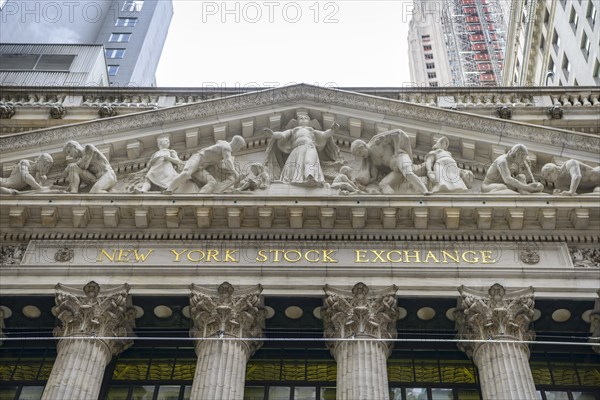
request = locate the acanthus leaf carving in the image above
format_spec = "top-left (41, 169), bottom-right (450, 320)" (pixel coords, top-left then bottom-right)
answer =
top-left (52, 281), bottom-right (136, 355)
top-left (189, 282), bottom-right (265, 356)
top-left (455, 283), bottom-right (535, 359)
top-left (322, 283), bottom-right (399, 355)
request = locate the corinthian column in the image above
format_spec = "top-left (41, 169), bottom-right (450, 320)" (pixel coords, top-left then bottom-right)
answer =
top-left (42, 281), bottom-right (135, 400)
top-left (590, 290), bottom-right (600, 355)
top-left (189, 282), bottom-right (265, 400)
top-left (455, 283), bottom-right (536, 400)
top-left (322, 283), bottom-right (399, 400)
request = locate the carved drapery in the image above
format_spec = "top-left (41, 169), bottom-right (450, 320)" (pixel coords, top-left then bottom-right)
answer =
top-left (322, 283), bottom-right (399, 400)
top-left (189, 282), bottom-right (265, 400)
top-left (42, 281), bottom-right (135, 400)
top-left (455, 284), bottom-right (536, 400)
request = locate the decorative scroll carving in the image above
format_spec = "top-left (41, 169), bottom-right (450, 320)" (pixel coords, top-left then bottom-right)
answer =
top-left (570, 247), bottom-right (600, 268)
top-left (322, 283), bottom-right (399, 354)
top-left (63, 140), bottom-right (117, 193)
top-left (482, 144), bottom-right (543, 194)
top-left (541, 160), bottom-right (600, 195)
top-left (0, 244), bottom-right (27, 265)
top-left (0, 154), bottom-right (54, 194)
top-left (50, 105), bottom-right (67, 119)
top-left (52, 281), bottom-right (135, 355)
top-left (98, 105), bottom-right (117, 118)
top-left (455, 284), bottom-right (535, 358)
top-left (351, 129), bottom-right (429, 194)
top-left (0, 104), bottom-right (16, 119)
top-left (264, 112), bottom-right (343, 187)
top-left (189, 282), bottom-right (265, 355)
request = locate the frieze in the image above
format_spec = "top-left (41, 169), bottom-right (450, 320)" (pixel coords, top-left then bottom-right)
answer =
top-left (0, 243), bottom-right (27, 265)
top-left (1, 85), bottom-right (598, 154)
top-left (569, 247), bottom-right (600, 268)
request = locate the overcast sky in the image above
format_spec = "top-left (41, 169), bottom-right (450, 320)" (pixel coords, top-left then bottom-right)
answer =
top-left (155, 1), bottom-right (414, 88)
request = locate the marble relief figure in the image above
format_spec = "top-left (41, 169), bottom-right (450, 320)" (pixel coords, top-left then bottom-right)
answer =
top-left (165, 135), bottom-right (246, 194)
top-left (424, 137), bottom-right (473, 193)
top-left (264, 112), bottom-right (343, 187)
top-left (482, 144), bottom-right (544, 194)
top-left (541, 159), bottom-right (600, 195)
top-left (0, 153), bottom-right (53, 194)
top-left (350, 129), bottom-right (430, 195)
top-left (136, 134), bottom-right (184, 193)
top-left (63, 140), bottom-right (117, 193)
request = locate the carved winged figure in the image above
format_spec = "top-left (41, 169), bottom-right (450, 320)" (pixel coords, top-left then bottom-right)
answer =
top-left (264, 112), bottom-right (343, 187)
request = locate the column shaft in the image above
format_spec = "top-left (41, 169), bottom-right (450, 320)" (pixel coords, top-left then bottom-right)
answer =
top-left (335, 339), bottom-right (390, 400)
top-left (42, 338), bottom-right (111, 400)
top-left (190, 340), bottom-right (248, 400)
top-left (474, 341), bottom-right (537, 400)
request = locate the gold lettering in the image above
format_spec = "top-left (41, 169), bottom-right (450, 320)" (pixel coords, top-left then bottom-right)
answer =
top-left (355, 250), bottom-right (368, 263)
top-left (206, 249), bottom-right (220, 262)
top-left (171, 249), bottom-right (187, 262)
top-left (224, 249), bottom-right (238, 262)
top-left (187, 250), bottom-right (205, 262)
top-left (424, 251), bottom-right (439, 263)
top-left (271, 249), bottom-right (283, 262)
top-left (284, 250), bottom-right (302, 263)
top-left (462, 251), bottom-right (479, 263)
top-left (133, 249), bottom-right (153, 262)
top-left (442, 250), bottom-right (460, 263)
top-left (304, 250), bottom-right (320, 263)
top-left (403, 250), bottom-right (422, 263)
top-left (386, 250), bottom-right (403, 263)
top-left (480, 250), bottom-right (496, 264)
top-left (97, 249), bottom-right (116, 262)
top-left (255, 249), bottom-right (267, 262)
top-left (322, 250), bottom-right (337, 263)
top-left (117, 249), bottom-right (131, 262)
top-left (370, 250), bottom-right (386, 263)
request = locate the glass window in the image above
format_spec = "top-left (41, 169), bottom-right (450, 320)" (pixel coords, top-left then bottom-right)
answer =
top-left (268, 387), bottom-right (290, 400)
top-left (552, 29), bottom-right (560, 51)
top-left (431, 388), bottom-right (453, 399)
top-left (0, 54), bottom-right (39, 70)
top-left (115, 17), bottom-right (138, 27)
top-left (562, 55), bottom-right (571, 78)
top-left (406, 388), bottom-right (428, 400)
top-left (544, 391), bottom-right (570, 400)
top-left (0, 387), bottom-right (18, 400)
top-left (580, 33), bottom-right (590, 57)
top-left (17, 387), bottom-right (44, 400)
top-left (428, 72), bottom-right (437, 79)
top-left (122, 1), bottom-right (143, 12)
top-left (182, 386), bottom-right (191, 400)
top-left (426, 63), bottom-right (435, 69)
top-left (569, 8), bottom-right (579, 30)
top-left (572, 392), bottom-right (597, 400)
top-left (390, 388), bottom-right (403, 400)
top-left (294, 387), bottom-right (316, 400)
top-left (456, 389), bottom-right (481, 399)
top-left (130, 385), bottom-right (154, 400)
top-left (156, 386), bottom-right (181, 400)
top-left (106, 49), bottom-right (126, 59)
top-left (244, 387), bottom-right (265, 400)
top-left (425, 54), bottom-right (434, 59)
top-left (319, 387), bottom-right (336, 400)
top-left (106, 386), bottom-right (130, 400)
top-left (109, 33), bottom-right (131, 42)
top-left (594, 59), bottom-right (600, 79)
top-left (108, 65), bottom-right (119, 76)
top-left (429, 82), bottom-right (439, 87)
top-left (423, 45), bottom-right (432, 51)
top-left (587, 1), bottom-right (597, 25)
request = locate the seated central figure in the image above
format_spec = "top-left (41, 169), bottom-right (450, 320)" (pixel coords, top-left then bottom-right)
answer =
top-left (264, 112), bottom-right (341, 187)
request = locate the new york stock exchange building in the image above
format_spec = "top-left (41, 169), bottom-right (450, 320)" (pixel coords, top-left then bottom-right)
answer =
top-left (0, 84), bottom-right (599, 400)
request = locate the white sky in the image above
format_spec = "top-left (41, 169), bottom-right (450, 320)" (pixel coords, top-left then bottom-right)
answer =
top-left (155, 1), bottom-right (414, 88)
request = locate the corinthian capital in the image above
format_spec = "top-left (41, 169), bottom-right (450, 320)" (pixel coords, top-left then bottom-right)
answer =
top-left (189, 282), bottom-right (265, 354)
top-left (455, 283), bottom-right (535, 358)
top-left (322, 283), bottom-right (399, 353)
top-left (52, 281), bottom-right (135, 355)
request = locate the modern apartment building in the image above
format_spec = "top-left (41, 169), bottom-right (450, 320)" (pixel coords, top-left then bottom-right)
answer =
top-left (0, 0), bottom-right (173, 86)
top-left (408, 0), bottom-right (508, 87)
top-left (503, 0), bottom-right (599, 86)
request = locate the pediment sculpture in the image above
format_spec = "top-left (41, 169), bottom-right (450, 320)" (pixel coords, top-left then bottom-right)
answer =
top-left (2, 113), bottom-right (599, 197)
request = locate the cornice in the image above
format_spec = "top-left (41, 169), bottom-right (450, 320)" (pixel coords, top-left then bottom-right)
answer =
top-left (1, 84), bottom-right (598, 155)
